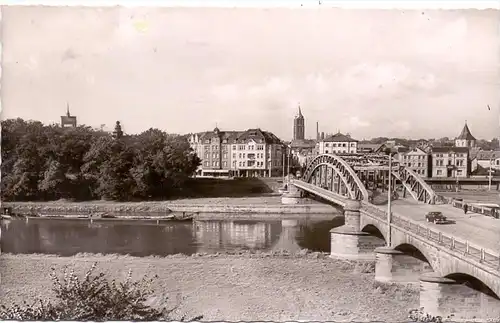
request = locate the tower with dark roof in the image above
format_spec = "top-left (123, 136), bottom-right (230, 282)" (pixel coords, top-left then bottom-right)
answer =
top-left (455, 121), bottom-right (476, 148)
top-left (293, 103), bottom-right (305, 140)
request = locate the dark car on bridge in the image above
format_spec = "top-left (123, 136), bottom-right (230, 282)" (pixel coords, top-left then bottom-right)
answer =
top-left (425, 211), bottom-right (447, 224)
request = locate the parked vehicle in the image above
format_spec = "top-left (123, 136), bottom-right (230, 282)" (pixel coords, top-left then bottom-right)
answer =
top-left (425, 211), bottom-right (447, 224)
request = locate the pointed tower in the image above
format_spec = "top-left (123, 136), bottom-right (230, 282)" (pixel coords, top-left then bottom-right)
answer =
top-left (60, 103), bottom-right (77, 128)
top-left (455, 121), bottom-right (476, 148)
top-left (293, 103), bottom-right (305, 140)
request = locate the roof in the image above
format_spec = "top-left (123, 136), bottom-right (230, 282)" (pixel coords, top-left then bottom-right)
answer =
top-left (357, 143), bottom-right (382, 151)
top-left (475, 150), bottom-right (500, 160)
top-left (404, 147), bottom-right (427, 155)
top-left (323, 132), bottom-right (358, 143)
top-left (290, 139), bottom-right (316, 149)
top-left (456, 122), bottom-right (476, 141)
top-left (195, 128), bottom-right (282, 145)
top-left (431, 146), bottom-right (470, 154)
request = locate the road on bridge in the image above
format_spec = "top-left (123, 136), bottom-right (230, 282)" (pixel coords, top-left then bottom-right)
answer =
top-left (391, 199), bottom-right (500, 252)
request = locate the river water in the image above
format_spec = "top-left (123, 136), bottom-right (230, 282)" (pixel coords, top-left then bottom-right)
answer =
top-left (0, 215), bottom-right (344, 257)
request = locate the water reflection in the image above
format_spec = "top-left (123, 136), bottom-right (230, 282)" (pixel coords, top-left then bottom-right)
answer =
top-left (1, 216), bottom-right (344, 257)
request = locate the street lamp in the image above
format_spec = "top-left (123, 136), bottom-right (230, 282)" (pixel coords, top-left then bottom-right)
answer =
top-left (488, 158), bottom-right (493, 191)
top-left (385, 148), bottom-right (393, 247)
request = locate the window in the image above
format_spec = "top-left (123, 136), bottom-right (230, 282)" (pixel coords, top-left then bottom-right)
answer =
top-left (212, 161), bottom-right (216, 166)
top-left (204, 161), bottom-right (209, 167)
top-left (257, 145), bottom-right (264, 150)
top-left (325, 143), bottom-right (330, 147)
top-left (342, 143), bottom-right (346, 147)
top-left (325, 150), bottom-right (329, 154)
top-left (351, 143), bottom-right (355, 147)
top-left (437, 170), bottom-right (442, 175)
top-left (205, 153), bottom-right (209, 159)
top-left (223, 153), bottom-right (228, 159)
top-left (233, 153), bottom-right (236, 158)
top-left (233, 145), bottom-right (236, 150)
top-left (223, 161), bottom-right (227, 167)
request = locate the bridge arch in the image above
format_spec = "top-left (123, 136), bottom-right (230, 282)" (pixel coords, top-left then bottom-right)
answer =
top-left (361, 223), bottom-right (387, 243)
top-left (393, 243), bottom-right (434, 270)
top-left (444, 273), bottom-right (499, 299)
top-left (302, 154), bottom-right (369, 201)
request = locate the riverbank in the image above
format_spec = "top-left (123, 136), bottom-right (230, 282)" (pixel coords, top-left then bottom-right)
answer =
top-left (0, 251), bottom-right (418, 322)
top-left (2, 196), bottom-right (336, 217)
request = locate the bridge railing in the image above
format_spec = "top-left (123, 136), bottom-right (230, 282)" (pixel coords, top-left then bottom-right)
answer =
top-left (450, 199), bottom-right (500, 219)
top-left (360, 202), bottom-right (500, 271)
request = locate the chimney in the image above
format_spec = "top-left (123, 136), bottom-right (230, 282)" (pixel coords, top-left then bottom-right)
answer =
top-left (321, 132), bottom-right (325, 140)
top-left (316, 122), bottom-right (319, 140)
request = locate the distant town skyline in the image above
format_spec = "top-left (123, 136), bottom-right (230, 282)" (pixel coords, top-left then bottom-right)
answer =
top-left (2, 6), bottom-right (499, 140)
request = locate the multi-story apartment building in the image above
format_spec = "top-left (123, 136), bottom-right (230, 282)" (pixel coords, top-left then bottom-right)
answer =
top-left (317, 132), bottom-right (358, 154)
top-left (188, 127), bottom-right (284, 177)
top-left (397, 147), bottom-right (431, 177)
top-left (430, 146), bottom-right (470, 178)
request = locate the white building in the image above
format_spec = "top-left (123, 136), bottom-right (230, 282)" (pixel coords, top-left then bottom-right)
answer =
top-left (188, 128), bottom-right (285, 177)
top-left (317, 132), bottom-right (358, 154)
top-left (397, 147), bottom-right (430, 177)
top-left (430, 146), bottom-right (469, 178)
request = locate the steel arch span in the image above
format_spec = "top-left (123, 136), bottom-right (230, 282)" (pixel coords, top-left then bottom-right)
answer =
top-left (302, 154), bottom-right (370, 201)
top-left (302, 153), bottom-right (437, 204)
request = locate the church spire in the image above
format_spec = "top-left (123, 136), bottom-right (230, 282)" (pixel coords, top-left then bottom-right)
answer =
top-left (297, 102), bottom-right (303, 118)
top-left (66, 102), bottom-right (71, 117)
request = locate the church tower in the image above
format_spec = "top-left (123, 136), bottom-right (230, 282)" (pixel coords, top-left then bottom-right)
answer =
top-left (293, 103), bottom-right (305, 140)
top-left (455, 121), bottom-right (476, 148)
top-left (60, 103), bottom-right (77, 128)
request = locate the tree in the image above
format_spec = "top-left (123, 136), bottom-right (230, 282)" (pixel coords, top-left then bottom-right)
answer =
top-left (1, 118), bottom-right (201, 201)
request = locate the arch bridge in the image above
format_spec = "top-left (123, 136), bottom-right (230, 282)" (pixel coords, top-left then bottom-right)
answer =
top-left (288, 153), bottom-right (500, 320)
top-left (300, 153), bottom-right (436, 204)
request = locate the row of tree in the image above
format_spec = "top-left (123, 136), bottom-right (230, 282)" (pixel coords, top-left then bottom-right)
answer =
top-left (1, 118), bottom-right (201, 201)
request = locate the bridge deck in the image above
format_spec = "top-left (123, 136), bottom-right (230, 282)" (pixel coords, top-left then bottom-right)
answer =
top-left (392, 199), bottom-right (500, 251)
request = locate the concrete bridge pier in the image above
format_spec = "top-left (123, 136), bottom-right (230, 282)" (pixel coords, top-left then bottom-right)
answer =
top-left (419, 273), bottom-right (500, 321)
top-left (374, 247), bottom-right (432, 285)
top-left (329, 199), bottom-right (374, 261)
top-left (281, 183), bottom-right (303, 205)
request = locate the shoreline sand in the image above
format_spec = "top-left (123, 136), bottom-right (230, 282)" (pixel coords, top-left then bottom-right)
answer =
top-left (0, 251), bottom-right (418, 321)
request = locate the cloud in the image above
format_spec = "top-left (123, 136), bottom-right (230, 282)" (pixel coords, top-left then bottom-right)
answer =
top-left (210, 84), bottom-right (239, 101)
top-left (61, 48), bottom-right (78, 62)
top-left (349, 116), bottom-right (371, 128)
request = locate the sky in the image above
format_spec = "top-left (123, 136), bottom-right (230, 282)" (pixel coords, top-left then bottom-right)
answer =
top-left (1, 6), bottom-right (500, 140)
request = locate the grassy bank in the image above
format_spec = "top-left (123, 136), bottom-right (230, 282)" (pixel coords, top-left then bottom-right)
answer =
top-left (0, 251), bottom-right (418, 322)
top-left (3, 196), bottom-right (336, 216)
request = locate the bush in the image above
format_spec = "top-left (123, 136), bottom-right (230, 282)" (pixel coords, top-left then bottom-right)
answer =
top-left (408, 307), bottom-right (443, 323)
top-left (0, 262), bottom-right (203, 321)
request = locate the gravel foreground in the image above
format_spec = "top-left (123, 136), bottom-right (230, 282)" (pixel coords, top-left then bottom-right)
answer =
top-left (0, 251), bottom-right (418, 322)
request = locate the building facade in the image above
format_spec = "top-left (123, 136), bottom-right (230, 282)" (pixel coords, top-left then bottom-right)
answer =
top-left (430, 146), bottom-right (470, 178)
top-left (473, 150), bottom-right (500, 171)
top-left (397, 147), bottom-right (430, 177)
top-left (455, 121), bottom-right (477, 148)
top-left (317, 132), bottom-right (358, 154)
top-left (188, 127), bottom-right (284, 177)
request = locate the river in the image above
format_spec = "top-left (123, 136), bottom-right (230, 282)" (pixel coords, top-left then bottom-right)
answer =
top-left (0, 215), bottom-right (344, 256)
